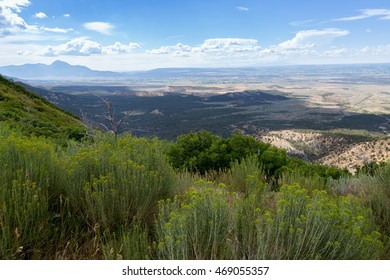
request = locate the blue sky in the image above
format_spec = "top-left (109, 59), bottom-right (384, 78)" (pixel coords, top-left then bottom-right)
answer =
top-left (0, 0), bottom-right (390, 71)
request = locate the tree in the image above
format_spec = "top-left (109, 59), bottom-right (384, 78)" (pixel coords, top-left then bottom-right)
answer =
top-left (167, 130), bottom-right (267, 174)
top-left (97, 97), bottom-right (136, 138)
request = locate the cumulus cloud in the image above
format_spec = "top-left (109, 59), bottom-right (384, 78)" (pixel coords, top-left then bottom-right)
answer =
top-left (148, 43), bottom-right (193, 57)
top-left (41, 38), bottom-right (102, 56)
top-left (278, 29), bottom-right (350, 49)
top-left (102, 42), bottom-right (141, 55)
top-left (34, 12), bottom-right (47, 19)
top-left (0, 0), bottom-right (30, 11)
top-left (195, 38), bottom-right (260, 54)
top-left (0, 0), bottom-right (36, 36)
top-left (40, 38), bottom-right (140, 56)
top-left (149, 38), bottom-right (261, 57)
top-left (359, 44), bottom-right (390, 55)
top-left (84, 22), bottom-right (114, 35)
top-left (334, 9), bottom-right (390, 21)
top-left (145, 32), bottom-right (355, 66)
top-left (63, 14), bottom-right (70, 17)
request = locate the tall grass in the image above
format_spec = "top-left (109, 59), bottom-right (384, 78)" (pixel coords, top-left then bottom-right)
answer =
top-left (101, 224), bottom-right (151, 260)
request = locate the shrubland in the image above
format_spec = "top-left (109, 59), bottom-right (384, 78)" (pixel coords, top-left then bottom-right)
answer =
top-left (0, 126), bottom-right (388, 259)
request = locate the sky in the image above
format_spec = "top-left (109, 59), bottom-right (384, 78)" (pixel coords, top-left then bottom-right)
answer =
top-left (0, 0), bottom-right (390, 71)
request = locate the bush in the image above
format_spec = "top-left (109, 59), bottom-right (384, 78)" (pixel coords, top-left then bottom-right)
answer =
top-left (167, 130), bottom-right (271, 174)
top-left (156, 180), bottom-right (235, 259)
top-left (0, 178), bottom-right (49, 259)
top-left (253, 184), bottom-right (383, 259)
top-left (64, 134), bottom-right (175, 230)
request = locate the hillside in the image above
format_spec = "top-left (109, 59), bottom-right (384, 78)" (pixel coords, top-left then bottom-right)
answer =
top-left (0, 75), bottom-right (85, 140)
top-left (258, 129), bottom-right (390, 172)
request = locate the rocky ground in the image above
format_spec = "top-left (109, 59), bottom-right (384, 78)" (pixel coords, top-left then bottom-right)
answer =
top-left (258, 129), bottom-right (390, 173)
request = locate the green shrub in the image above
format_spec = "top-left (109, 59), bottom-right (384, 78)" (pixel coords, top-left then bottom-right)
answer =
top-left (223, 155), bottom-right (266, 193)
top-left (156, 180), bottom-right (235, 259)
top-left (64, 134), bottom-right (175, 230)
top-left (167, 130), bottom-right (270, 174)
top-left (253, 184), bottom-right (383, 259)
top-left (0, 178), bottom-right (49, 259)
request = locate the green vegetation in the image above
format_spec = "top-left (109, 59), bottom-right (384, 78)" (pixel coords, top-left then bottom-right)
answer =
top-left (167, 130), bottom-right (348, 186)
top-left (0, 126), bottom-right (388, 260)
top-left (0, 127), bottom-right (175, 259)
top-left (0, 75), bottom-right (85, 141)
top-left (0, 77), bottom-right (388, 259)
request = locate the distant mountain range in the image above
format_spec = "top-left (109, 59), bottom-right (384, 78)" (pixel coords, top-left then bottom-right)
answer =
top-left (0, 60), bottom-right (126, 80)
top-left (2, 61), bottom-right (390, 84)
top-left (0, 61), bottom-right (258, 81)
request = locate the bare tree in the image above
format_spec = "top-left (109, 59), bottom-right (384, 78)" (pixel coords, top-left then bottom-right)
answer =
top-left (96, 96), bottom-right (139, 137)
top-left (97, 97), bottom-right (122, 137)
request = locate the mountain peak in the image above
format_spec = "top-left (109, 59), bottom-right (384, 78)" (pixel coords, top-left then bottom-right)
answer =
top-left (50, 60), bottom-right (71, 67)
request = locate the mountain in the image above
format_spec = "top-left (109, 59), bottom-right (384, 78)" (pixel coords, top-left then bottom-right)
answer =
top-left (0, 60), bottom-right (126, 81)
top-left (0, 75), bottom-right (85, 140)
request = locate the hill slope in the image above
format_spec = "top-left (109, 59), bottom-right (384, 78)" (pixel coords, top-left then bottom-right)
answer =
top-left (258, 129), bottom-right (390, 172)
top-left (0, 75), bottom-right (85, 140)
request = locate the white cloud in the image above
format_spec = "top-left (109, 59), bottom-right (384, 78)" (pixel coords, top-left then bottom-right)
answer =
top-left (358, 45), bottom-right (390, 56)
top-left (34, 12), bottom-right (47, 19)
top-left (0, 0), bottom-right (30, 11)
top-left (102, 42), bottom-right (141, 55)
top-left (40, 38), bottom-right (141, 56)
top-left (149, 38), bottom-right (261, 57)
top-left (148, 46), bottom-right (169, 55)
top-left (63, 14), bottom-right (70, 17)
top-left (334, 9), bottom-right (390, 21)
top-left (42, 27), bottom-right (73, 33)
top-left (196, 38), bottom-right (260, 54)
top-left (148, 43), bottom-right (192, 57)
top-left (0, 0), bottom-right (36, 36)
top-left (323, 47), bottom-right (348, 57)
top-left (84, 22), bottom-right (114, 35)
top-left (278, 29), bottom-right (350, 50)
top-left (41, 37), bottom-right (102, 56)
top-left (236, 6), bottom-right (249, 12)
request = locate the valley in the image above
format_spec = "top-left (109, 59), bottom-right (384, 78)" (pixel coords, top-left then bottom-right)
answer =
top-left (1, 63), bottom-right (390, 261)
top-left (2, 62), bottom-right (390, 171)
